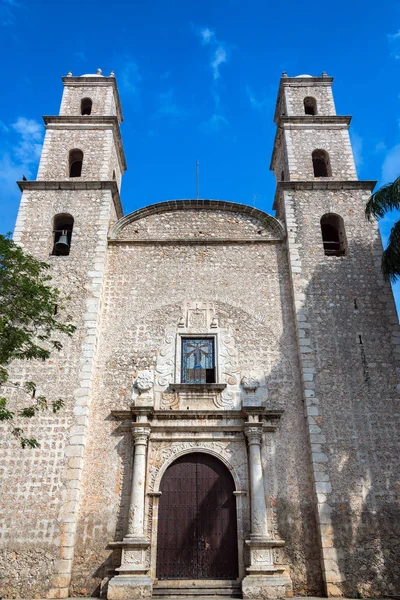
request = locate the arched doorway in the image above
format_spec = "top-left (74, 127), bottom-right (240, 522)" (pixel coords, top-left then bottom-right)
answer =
top-left (156, 453), bottom-right (239, 579)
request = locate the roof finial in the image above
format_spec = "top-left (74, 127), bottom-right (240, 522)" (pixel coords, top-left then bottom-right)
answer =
top-left (96, 68), bottom-right (102, 76)
top-left (110, 70), bottom-right (115, 77)
top-left (67, 71), bottom-right (72, 77)
top-left (322, 71), bottom-right (328, 78)
top-left (282, 71), bottom-right (288, 78)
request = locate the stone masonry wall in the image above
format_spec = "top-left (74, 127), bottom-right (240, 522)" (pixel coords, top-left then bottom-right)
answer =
top-left (37, 128), bottom-right (115, 181)
top-left (70, 209), bottom-right (323, 596)
top-left (60, 84), bottom-right (117, 119)
top-left (0, 188), bottom-right (116, 598)
top-left (115, 209), bottom-right (281, 240)
top-left (285, 127), bottom-right (357, 181)
top-left (284, 83), bottom-right (336, 117)
top-left (279, 186), bottom-right (400, 597)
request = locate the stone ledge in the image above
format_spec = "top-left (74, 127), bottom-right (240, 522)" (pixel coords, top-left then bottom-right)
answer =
top-left (17, 179), bottom-right (123, 219)
top-left (108, 237), bottom-right (283, 245)
top-left (169, 383), bottom-right (227, 391)
top-left (278, 115), bottom-right (352, 126)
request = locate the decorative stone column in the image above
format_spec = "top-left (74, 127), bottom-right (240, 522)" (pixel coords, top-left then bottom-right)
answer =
top-left (242, 415), bottom-right (290, 600)
top-left (107, 424), bottom-right (152, 600)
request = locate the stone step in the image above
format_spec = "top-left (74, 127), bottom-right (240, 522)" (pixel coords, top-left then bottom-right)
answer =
top-left (153, 591), bottom-right (241, 597)
top-left (153, 580), bottom-right (242, 598)
top-left (152, 596), bottom-right (241, 600)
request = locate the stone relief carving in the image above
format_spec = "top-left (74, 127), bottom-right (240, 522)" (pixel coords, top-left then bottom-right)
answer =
top-left (241, 375), bottom-right (260, 391)
top-left (136, 370), bottom-right (154, 392)
top-left (188, 307), bottom-right (207, 328)
top-left (214, 390), bottom-right (235, 409)
top-left (154, 330), bottom-right (175, 391)
top-left (132, 370), bottom-right (155, 406)
top-left (159, 392), bottom-right (179, 410)
top-left (147, 440), bottom-right (248, 494)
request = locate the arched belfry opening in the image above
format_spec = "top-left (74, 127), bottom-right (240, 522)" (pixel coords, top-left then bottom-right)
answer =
top-left (69, 149), bottom-right (83, 177)
top-left (80, 97), bottom-right (92, 115)
top-left (304, 96), bottom-right (317, 115)
top-left (156, 453), bottom-right (238, 580)
top-left (52, 213), bottom-right (74, 256)
top-left (312, 149), bottom-right (331, 177)
top-left (320, 213), bottom-right (347, 256)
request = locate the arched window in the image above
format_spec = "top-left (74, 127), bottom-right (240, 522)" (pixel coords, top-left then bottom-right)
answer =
top-left (81, 98), bottom-right (92, 115)
top-left (112, 169), bottom-right (116, 180)
top-left (320, 214), bottom-right (347, 256)
top-left (312, 149), bottom-right (331, 177)
top-left (304, 96), bottom-right (317, 115)
top-left (52, 214), bottom-right (74, 256)
top-left (69, 149), bottom-right (83, 178)
top-left (281, 170), bottom-right (285, 181)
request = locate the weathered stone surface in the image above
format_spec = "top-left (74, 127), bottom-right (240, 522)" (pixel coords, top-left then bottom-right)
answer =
top-left (1, 71), bottom-right (399, 600)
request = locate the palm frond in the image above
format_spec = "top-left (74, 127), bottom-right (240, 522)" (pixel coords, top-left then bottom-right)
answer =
top-left (382, 219), bottom-right (400, 282)
top-left (365, 175), bottom-right (400, 220)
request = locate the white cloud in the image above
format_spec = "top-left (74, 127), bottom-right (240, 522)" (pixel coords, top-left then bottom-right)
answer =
top-left (11, 117), bottom-right (42, 163)
top-left (197, 26), bottom-right (228, 80)
top-left (200, 28), bottom-right (215, 44)
top-left (200, 114), bottom-right (229, 134)
top-left (246, 85), bottom-right (270, 112)
top-left (381, 144), bottom-right (400, 182)
top-left (211, 47), bottom-right (227, 80)
top-left (153, 89), bottom-right (187, 120)
top-left (388, 30), bottom-right (400, 40)
top-left (120, 60), bottom-right (141, 96)
top-left (0, 0), bottom-right (23, 27)
top-left (0, 116), bottom-right (43, 232)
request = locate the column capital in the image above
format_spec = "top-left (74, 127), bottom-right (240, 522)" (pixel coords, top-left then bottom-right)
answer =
top-left (132, 425), bottom-right (151, 445)
top-left (244, 424), bottom-right (263, 445)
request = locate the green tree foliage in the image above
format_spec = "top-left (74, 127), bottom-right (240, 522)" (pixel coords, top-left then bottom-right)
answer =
top-left (366, 176), bottom-right (400, 282)
top-left (0, 234), bottom-right (75, 447)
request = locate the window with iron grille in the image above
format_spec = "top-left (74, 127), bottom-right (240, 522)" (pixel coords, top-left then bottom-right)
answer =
top-left (181, 338), bottom-right (216, 384)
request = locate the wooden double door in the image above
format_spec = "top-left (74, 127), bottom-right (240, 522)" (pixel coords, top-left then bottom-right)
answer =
top-left (156, 453), bottom-right (238, 579)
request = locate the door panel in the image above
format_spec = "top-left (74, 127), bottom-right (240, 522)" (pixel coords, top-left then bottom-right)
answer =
top-left (156, 453), bottom-right (238, 579)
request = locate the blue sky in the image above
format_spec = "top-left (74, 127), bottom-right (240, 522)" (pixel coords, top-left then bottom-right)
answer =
top-left (1, 0), bottom-right (400, 307)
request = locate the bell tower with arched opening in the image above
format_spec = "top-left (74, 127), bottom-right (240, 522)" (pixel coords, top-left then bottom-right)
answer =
top-left (271, 73), bottom-right (400, 596)
top-left (11, 69), bottom-right (126, 599)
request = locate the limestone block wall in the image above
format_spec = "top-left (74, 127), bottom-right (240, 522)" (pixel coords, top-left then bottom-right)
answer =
top-left (285, 127), bottom-right (357, 181)
top-left (279, 185), bottom-right (400, 597)
top-left (37, 128), bottom-right (118, 181)
top-left (284, 83), bottom-right (336, 117)
top-left (0, 188), bottom-right (117, 598)
top-left (60, 84), bottom-right (118, 119)
top-left (69, 207), bottom-right (323, 596)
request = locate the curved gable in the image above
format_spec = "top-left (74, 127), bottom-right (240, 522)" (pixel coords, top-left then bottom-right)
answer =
top-left (109, 199), bottom-right (285, 241)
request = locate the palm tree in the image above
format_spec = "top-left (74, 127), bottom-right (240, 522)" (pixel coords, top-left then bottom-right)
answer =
top-left (365, 176), bottom-right (400, 282)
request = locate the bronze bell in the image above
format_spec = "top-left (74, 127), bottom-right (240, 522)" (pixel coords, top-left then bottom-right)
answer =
top-left (54, 231), bottom-right (70, 255)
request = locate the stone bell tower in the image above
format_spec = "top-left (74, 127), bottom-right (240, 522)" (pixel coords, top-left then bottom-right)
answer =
top-left (12, 69), bottom-right (126, 599)
top-left (271, 73), bottom-right (400, 597)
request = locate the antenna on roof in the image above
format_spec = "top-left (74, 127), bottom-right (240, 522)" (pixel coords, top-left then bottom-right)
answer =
top-left (196, 160), bottom-right (199, 199)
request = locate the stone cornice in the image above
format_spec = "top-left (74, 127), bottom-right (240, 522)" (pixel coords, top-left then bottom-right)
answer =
top-left (108, 237), bottom-right (283, 246)
top-left (278, 115), bottom-right (352, 127)
top-left (61, 75), bottom-right (124, 123)
top-left (17, 180), bottom-right (123, 219)
top-left (277, 180), bottom-right (376, 191)
top-left (42, 115), bottom-right (127, 172)
top-left (270, 117), bottom-right (352, 170)
top-left (109, 199), bottom-right (285, 241)
top-left (272, 180), bottom-right (377, 210)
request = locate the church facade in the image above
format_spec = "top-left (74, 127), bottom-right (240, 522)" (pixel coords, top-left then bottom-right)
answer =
top-left (0, 71), bottom-right (399, 600)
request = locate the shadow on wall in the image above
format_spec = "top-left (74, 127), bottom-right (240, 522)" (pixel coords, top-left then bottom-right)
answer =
top-left (290, 239), bottom-right (400, 598)
top-left (71, 241), bottom-right (398, 598)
